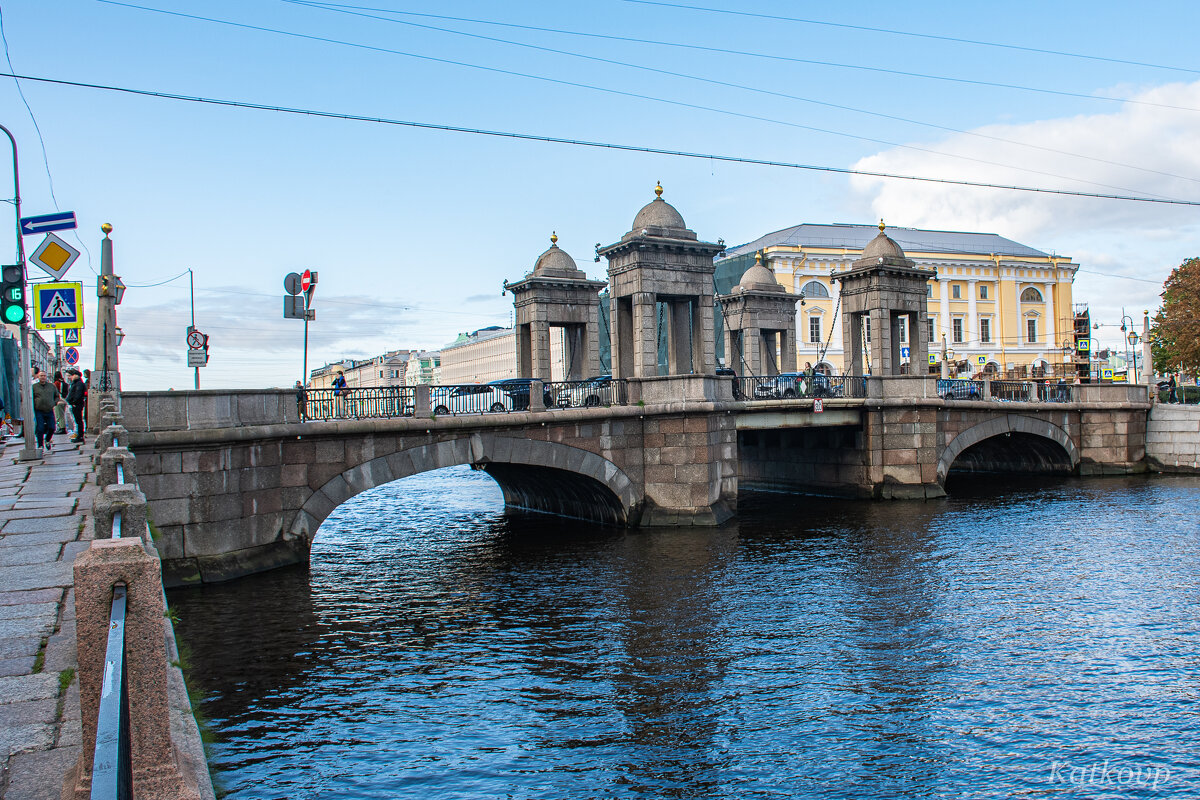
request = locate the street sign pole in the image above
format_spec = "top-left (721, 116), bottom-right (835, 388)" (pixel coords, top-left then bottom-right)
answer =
top-left (0, 123), bottom-right (40, 461)
top-left (190, 268), bottom-right (199, 390)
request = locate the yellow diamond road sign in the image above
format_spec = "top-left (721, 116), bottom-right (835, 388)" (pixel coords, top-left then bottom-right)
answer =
top-left (31, 281), bottom-right (84, 331)
top-left (29, 233), bottom-right (80, 280)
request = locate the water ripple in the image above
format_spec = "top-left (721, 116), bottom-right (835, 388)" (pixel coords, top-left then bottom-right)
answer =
top-left (171, 470), bottom-right (1200, 799)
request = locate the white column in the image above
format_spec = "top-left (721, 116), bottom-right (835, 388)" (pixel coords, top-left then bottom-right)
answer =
top-left (939, 277), bottom-right (951, 345)
top-left (967, 279), bottom-right (978, 347)
top-left (1044, 281), bottom-right (1055, 346)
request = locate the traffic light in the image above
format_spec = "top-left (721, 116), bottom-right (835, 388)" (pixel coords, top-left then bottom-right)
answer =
top-left (98, 274), bottom-right (111, 296)
top-left (1, 264), bottom-right (27, 325)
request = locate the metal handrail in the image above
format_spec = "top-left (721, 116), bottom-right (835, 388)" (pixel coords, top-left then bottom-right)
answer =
top-left (112, 462), bottom-right (125, 539)
top-left (90, 582), bottom-right (132, 800)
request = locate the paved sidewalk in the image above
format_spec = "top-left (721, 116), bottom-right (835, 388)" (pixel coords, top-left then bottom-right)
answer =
top-left (0, 436), bottom-right (96, 800)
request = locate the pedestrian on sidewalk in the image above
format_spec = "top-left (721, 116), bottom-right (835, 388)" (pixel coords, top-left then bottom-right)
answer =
top-left (66, 369), bottom-right (87, 443)
top-left (53, 370), bottom-right (70, 434)
top-left (32, 370), bottom-right (57, 451)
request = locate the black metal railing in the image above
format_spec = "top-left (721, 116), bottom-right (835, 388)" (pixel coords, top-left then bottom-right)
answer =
top-left (91, 582), bottom-right (132, 800)
top-left (1157, 385), bottom-right (1200, 404)
top-left (1032, 382), bottom-right (1076, 403)
top-left (938, 379), bottom-right (985, 401)
top-left (303, 386), bottom-right (415, 420)
top-left (738, 374), bottom-right (868, 402)
top-left (545, 379), bottom-right (628, 409)
top-left (989, 380), bottom-right (1035, 402)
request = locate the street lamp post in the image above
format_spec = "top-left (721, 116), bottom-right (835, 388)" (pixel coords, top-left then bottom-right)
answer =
top-left (1119, 310), bottom-right (1139, 383)
top-left (0, 123), bottom-right (41, 461)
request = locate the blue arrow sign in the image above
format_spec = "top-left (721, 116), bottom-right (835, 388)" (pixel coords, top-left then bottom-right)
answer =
top-left (19, 211), bottom-right (77, 236)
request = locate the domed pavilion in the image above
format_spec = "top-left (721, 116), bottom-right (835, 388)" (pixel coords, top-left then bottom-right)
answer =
top-left (831, 221), bottom-right (937, 376)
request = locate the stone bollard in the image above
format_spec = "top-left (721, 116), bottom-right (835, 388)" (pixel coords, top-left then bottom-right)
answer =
top-left (97, 446), bottom-right (137, 488)
top-left (96, 424), bottom-right (129, 457)
top-left (413, 384), bottom-right (432, 419)
top-left (529, 379), bottom-right (546, 412)
top-left (92, 483), bottom-right (148, 540)
top-left (64, 539), bottom-right (203, 800)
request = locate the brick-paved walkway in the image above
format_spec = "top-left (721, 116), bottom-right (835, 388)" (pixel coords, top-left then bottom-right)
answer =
top-left (0, 436), bottom-right (96, 800)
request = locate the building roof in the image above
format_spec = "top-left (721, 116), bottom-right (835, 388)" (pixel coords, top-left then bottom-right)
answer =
top-left (722, 223), bottom-right (1052, 260)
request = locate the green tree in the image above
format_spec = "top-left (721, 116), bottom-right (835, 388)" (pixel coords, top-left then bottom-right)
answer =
top-left (1150, 256), bottom-right (1200, 375)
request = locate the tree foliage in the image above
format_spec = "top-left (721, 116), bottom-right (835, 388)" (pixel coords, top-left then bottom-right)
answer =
top-left (1151, 256), bottom-right (1200, 375)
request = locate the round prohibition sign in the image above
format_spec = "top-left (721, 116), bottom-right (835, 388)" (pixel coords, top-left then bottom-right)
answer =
top-left (187, 330), bottom-right (207, 349)
top-left (64, 347), bottom-right (80, 366)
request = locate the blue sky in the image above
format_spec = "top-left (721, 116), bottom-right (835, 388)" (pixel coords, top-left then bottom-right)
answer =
top-left (1, 0), bottom-right (1197, 388)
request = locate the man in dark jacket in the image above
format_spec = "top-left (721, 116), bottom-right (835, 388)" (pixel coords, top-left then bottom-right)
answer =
top-left (31, 371), bottom-right (57, 451)
top-left (66, 369), bottom-right (86, 443)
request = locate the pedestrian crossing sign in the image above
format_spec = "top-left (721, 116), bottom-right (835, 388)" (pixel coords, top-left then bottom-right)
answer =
top-left (63, 327), bottom-right (81, 344)
top-left (31, 281), bottom-right (84, 330)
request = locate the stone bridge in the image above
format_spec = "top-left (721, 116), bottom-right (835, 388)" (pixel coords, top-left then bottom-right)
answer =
top-left (118, 376), bottom-right (1149, 586)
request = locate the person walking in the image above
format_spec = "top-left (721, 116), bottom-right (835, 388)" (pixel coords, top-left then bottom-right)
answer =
top-left (52, 371), bottom-right (69, 434)
top-left (66, 369), bottom-right (87, 443)
top-left (1168, 373), bottom-right (1178, 404)
top-left (295, 381), bottom-right (307, 421)
top-left (332, 370), bottom-right (348, 417)
top-left (31, 371), bottom-right (57, 452)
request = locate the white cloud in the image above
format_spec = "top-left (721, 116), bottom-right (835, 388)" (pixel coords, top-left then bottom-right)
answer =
top-left (849, 80), bottom-right (1200, 342)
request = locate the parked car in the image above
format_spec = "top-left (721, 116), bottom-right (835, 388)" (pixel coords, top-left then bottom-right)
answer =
top-left (576, 375), bottom-right (614, 408)
top-left (809, 373), bottom-right (841, 398)
top-left (754, 372), bottom-right (805, 399)
top-left (487, 378), bottom-right (555, 411)
top-left (938, 378), bottom-right (982, 401)
top-left (433, 385), bottom-right (515, 415)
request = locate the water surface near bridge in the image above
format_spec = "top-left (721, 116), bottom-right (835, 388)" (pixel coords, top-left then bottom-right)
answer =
top-left (171, 469), bottom-right (1199, 799)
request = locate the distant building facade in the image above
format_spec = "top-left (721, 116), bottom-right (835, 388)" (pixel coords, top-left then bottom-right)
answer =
top-left (717, 223), bottom-right (1079, 377)
top-left (309, 349), bottom-right (412, 390)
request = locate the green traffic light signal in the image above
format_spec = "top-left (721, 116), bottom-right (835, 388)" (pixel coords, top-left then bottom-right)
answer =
top-left (0, 264), bottom-right (27, 325)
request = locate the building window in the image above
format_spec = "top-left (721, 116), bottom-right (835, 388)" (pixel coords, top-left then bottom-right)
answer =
top-left (865, 316), bottom-right (871, 343)
top-left (927, 318), bottom-right (935, 343)
top-left (952, 318), bottom-right (963, 343)
top-left (1021, 286), bottom-right (1044, 303)
top-left (927, 283), bottom-right (933, 298)
top-left (379, 370), bottom-right (384, 378)
top-left (979, 318), bottom-right (991, 343)
top-left (801, 280), bottom-right (830, 298)
top-left (899, 317), bottom-right (907, 343)
top-left (952, 284), bottom-right (961, 299)
top-left (980, 284), bottom-right (989, 300)
top-left (1027, 318), bottom-right (1038, 343)
top-left (809, 316), bottom-right (821, 344)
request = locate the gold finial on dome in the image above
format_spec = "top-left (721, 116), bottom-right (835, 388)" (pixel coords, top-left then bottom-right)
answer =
top-left (755, 250), bottom-right (762, 264)
top-left (101, 223), bottom-right (113, 236)
top-left (878, 219), bottom-right (885, 232)
top-left (550, 231), bottom-right (558, 245)
top-left (654, 181), bottom-right (663, 198)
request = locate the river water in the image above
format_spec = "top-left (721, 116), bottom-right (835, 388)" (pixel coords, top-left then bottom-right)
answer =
top-left (170, 469), bottom-right (1199, 799)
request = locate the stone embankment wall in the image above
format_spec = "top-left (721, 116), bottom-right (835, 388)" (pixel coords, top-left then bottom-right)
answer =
top-left (1145, 404), bottom-right (1200, 472)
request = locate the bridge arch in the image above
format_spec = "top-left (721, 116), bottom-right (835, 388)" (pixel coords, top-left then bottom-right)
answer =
top-left (937, 415), bottom-right (1079, 484)
top-left (289, 434), bottom-right (639, 540)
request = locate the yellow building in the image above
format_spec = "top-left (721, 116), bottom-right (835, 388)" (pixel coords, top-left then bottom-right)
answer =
top-left (717, 223), bottom-right (1079, 377)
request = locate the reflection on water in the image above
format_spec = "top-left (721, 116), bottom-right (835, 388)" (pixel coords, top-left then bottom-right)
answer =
top-left (171, 468), bottom-right (1200, 799)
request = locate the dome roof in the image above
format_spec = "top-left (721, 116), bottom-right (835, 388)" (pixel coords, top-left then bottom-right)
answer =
top-left (861, 220), bottom-right (906, 260)
top-left (629, 183), bottom-right (690, 235)
top-left (737, 252), bottom-right (784, 292)
top-left (532, 233), bottom-right (584, 277)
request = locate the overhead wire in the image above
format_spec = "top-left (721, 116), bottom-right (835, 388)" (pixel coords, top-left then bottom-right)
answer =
top-left (282, 0), bottom-right (1200, 187)
top-left (94, 1), bottom-right (1190, 199)
top-left (0, 4), bottom-right (97, 273)
top-left (619, 0), bottom-right (1200, 75)
top-left (284, 1), bottom-right (1200, 115)
top-left (5, 70), bottom-right (1199, 208)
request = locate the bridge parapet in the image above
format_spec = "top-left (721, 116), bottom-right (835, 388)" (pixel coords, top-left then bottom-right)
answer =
top-left (121, 389), bottom-right (299, 432)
